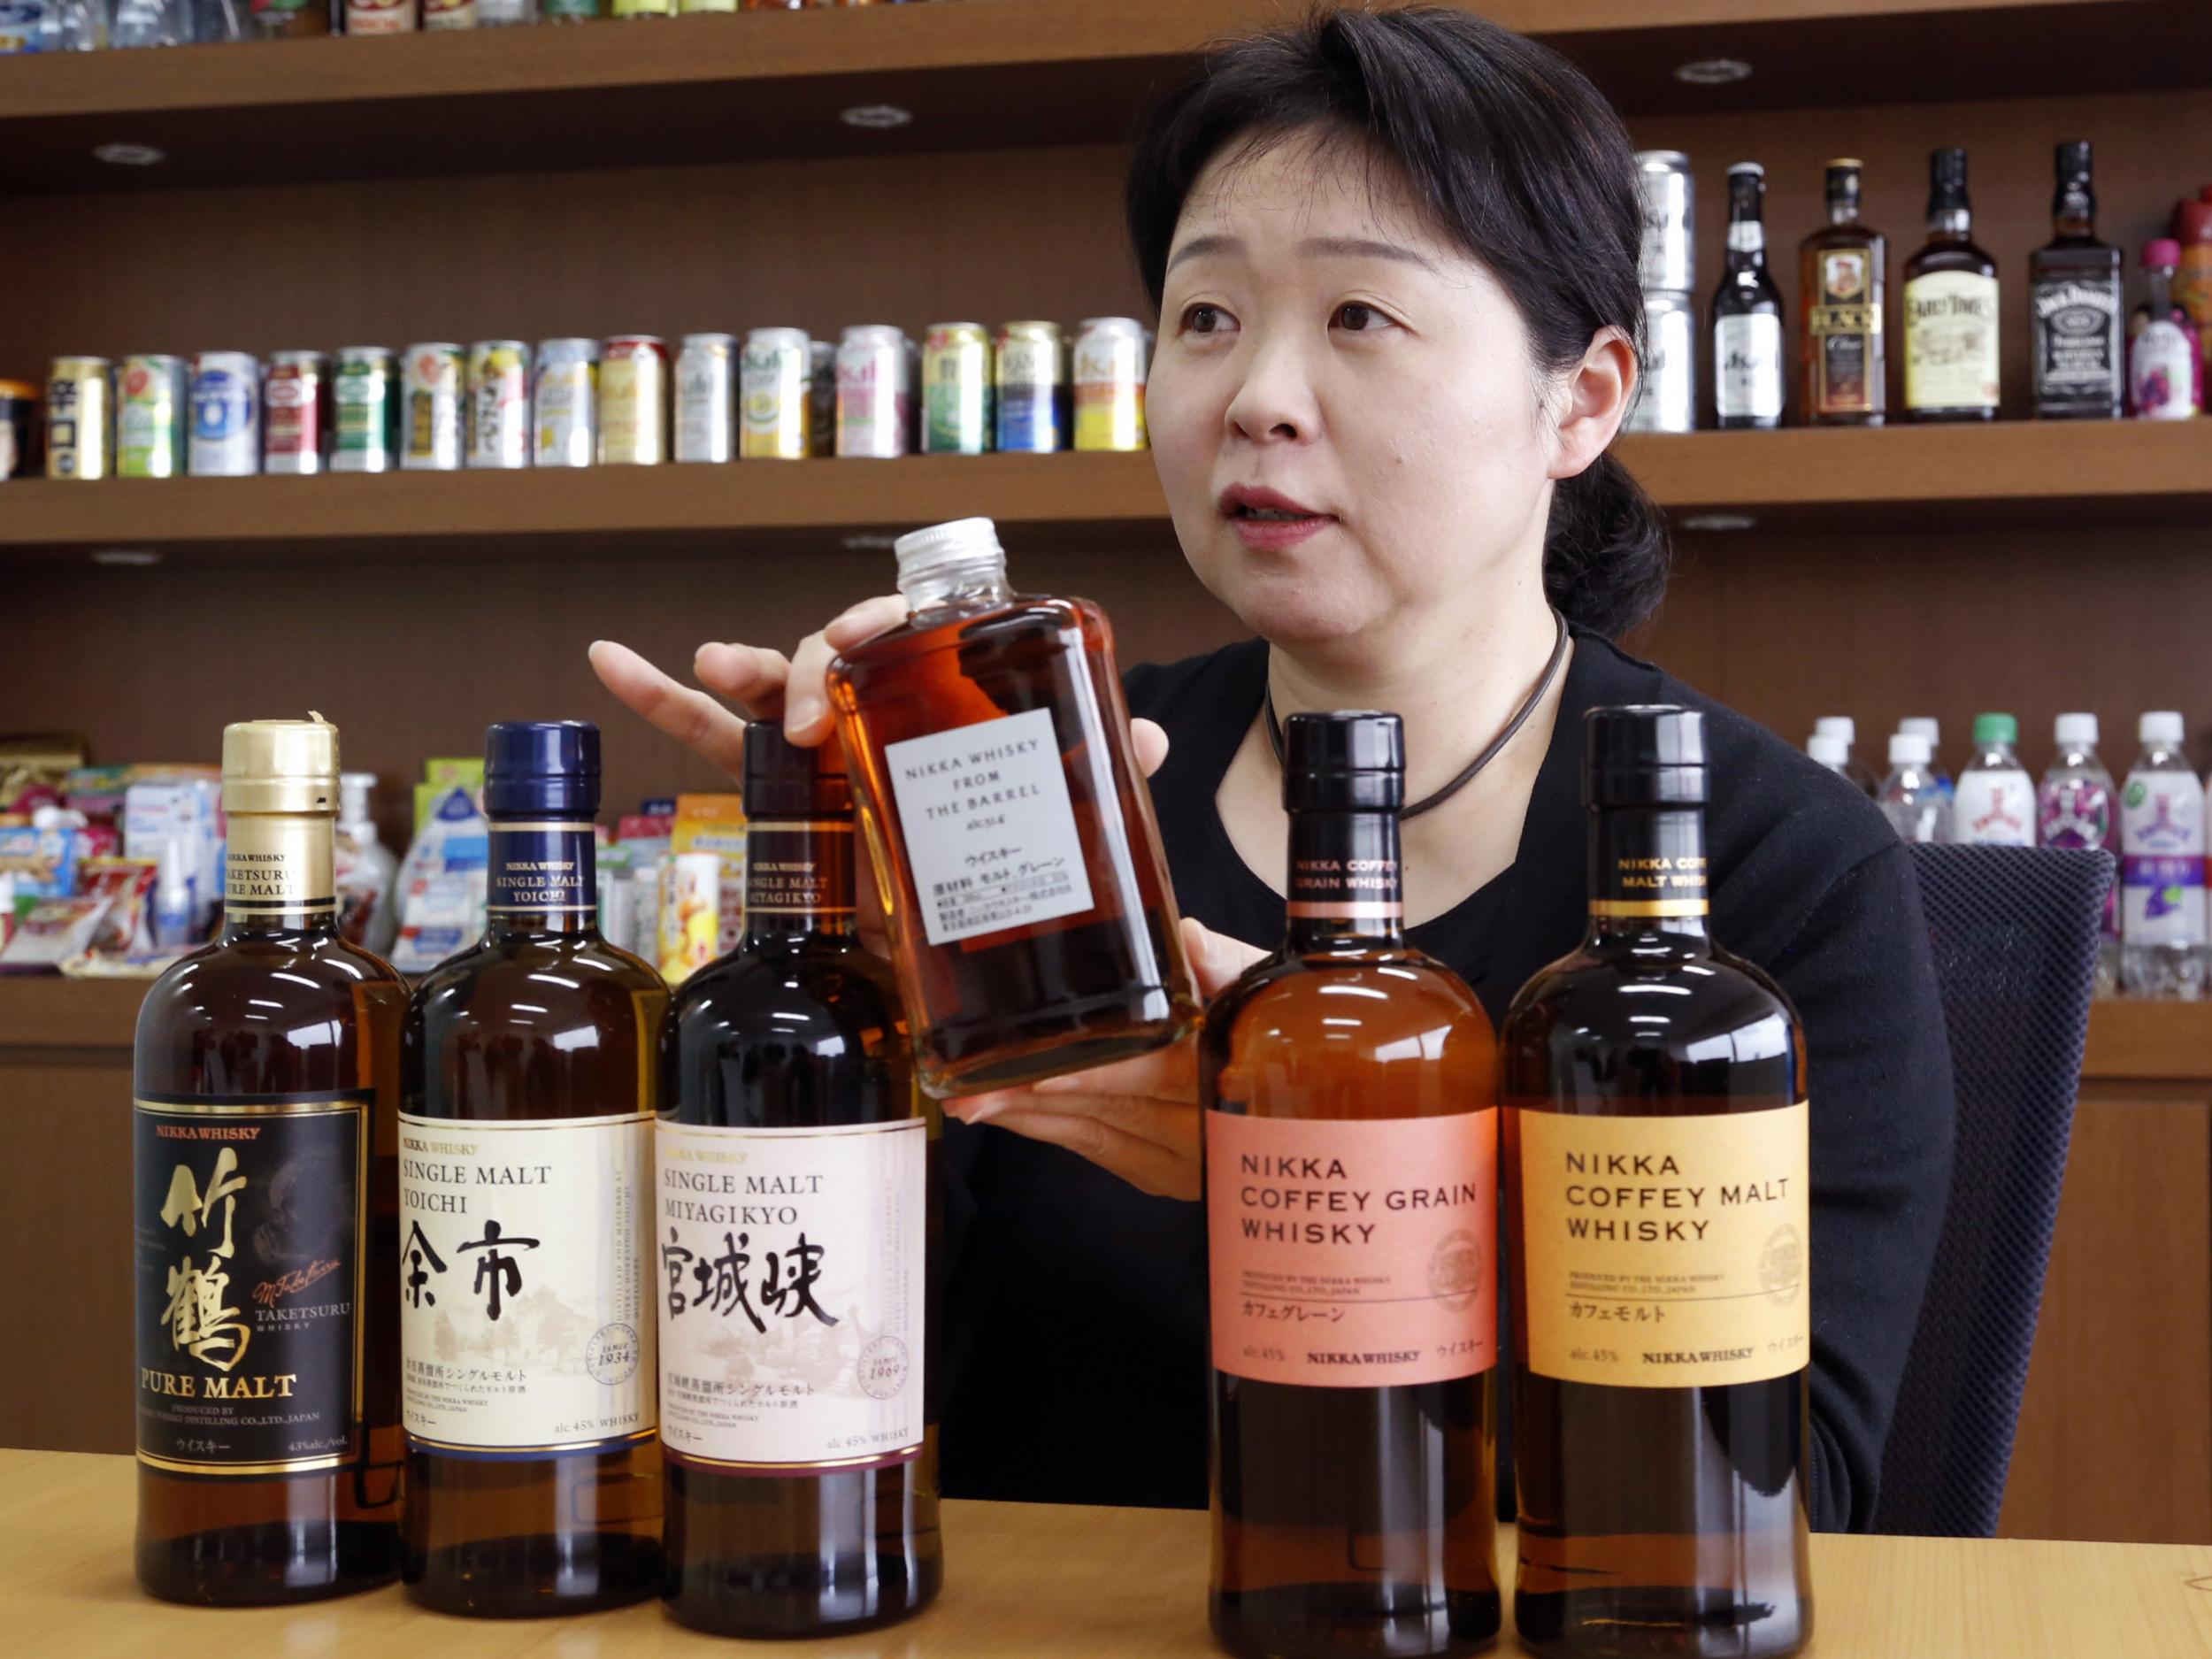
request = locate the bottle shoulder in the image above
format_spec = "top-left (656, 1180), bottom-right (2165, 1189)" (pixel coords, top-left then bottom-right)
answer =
top-left (830, 594), bottom-right (1090, 673)
top-left (1504, 937), bottom-right (1798, 1050)
top-left (406, 932), bottom-right (667, 1029)
top-left (672, 939), bottom-right (904, 1031)
top-left (139, 931), bottom-right (405, 1034)
top-left (1206, 947), bottom-right (1494, 1044)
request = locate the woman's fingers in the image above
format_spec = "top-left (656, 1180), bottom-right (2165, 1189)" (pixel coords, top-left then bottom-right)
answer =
top-left (783, 596), bottom-right (910, 742)
top-left (1133, 718), bottom-right (1171, 777)
top-left (1182, 917), bottom-right (1270, 998)
top-left (824, 595), bottom-right (911, 652)
top-left (588, 640), bottom-right (750, 780)
top-left (692, 641), bottom-right (793, 720)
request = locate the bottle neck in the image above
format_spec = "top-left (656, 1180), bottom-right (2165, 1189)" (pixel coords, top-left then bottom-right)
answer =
top-left (485, 815), bottom-right (600, 938)
top-left (741, 814), bottom-right (858, 945)
top-left (900, 553), bottom-right (1013, 618)
top-left (1827, 180), bottom-right (1861, 227)
top-left (1285, 808), bottom-right (1404, 953)
top-left (1584, 804), bottom-right (1709, 944)
top-left (219, 810), bottom-right (341, 937)
top-left (2054, 177), bottom-right (2095, 237)
top-left (1725, 192), bottom-right (1767, 268)
top-left (1927, 196), bottom-right (1971, 240)
top-left (2147, 266), bottom-right (2177, 311)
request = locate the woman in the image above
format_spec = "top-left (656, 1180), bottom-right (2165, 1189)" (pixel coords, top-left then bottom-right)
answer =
top-left (590, 7), bottom-right (1953, 1534)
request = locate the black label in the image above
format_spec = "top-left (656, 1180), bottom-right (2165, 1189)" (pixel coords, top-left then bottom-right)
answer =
top-left (1286, 811), bottom-right (1402, 921)
top-left (2032, 275), bottom-right (2123, 395)
top-left (1590, 809), bottom-right (1709, 916)
top-left (488, 821), bottom-right (596, 915)
top-left (134, 1093), bottom-right (367, 1474)
top-left (744, 821), bottom-right (857, 923)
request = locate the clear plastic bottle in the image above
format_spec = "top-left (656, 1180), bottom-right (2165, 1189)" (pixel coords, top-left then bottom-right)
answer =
top-left (1954, 712), bottom-right (2036, 845)
top-left (2039, 712), bottom-right (2119, 995)
top-left (1879, 732), bottom-right (1953, 844)
top-left (1807, 732), bottom-right (1850, 777)
top-left (1898, 717), bottom-right (1955, 802)
top-left (2120, 710), bottom-right (2207, 999)
top-left (1813, 717), bottom-right (1879, 795)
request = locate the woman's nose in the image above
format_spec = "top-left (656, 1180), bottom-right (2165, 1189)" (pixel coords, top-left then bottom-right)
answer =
top-left (1224, 341), bottom-right (1320, 443)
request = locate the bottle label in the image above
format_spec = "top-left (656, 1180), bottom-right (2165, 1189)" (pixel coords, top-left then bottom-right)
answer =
top-left (2032, 274), bottom-right (2123, 400)
top-left (398, 1111), bottom-right (655, 1455)
top-left (1287, 810), bottom-right (1401, 922)
top-left (744, 820), bottom-right (857, 923)
top-left (1808, 245), bottom-right (1880, 414)
top-left (487, 819), bottom-right (596, 918)
top-left (1514, 1101), bottom-right (1810, 1389)
top-left (1953, 770), bottom-right (2037, 846)
top-left (2040, 776), bottom-right (2120, 943)
top-left (2121, 774), bottom-right (2208, 946)
top-left (2131, 319), bottom-right (2200, 419)
top-left (1904, 271), bottom-right (2001, 411)
top-left (1205, 1110), bottom-right (1498, 1389)
top-left (883, 705), bottom-right (1096, 947)
top-left (1714, 313), bottom-right (1784, 421)
top-left (656, 1118), bottom-right (926, 1471)
top-left (223, 813), bottom-right (336, 920)
top-left (134, 1092), bottom-right (368, 1474)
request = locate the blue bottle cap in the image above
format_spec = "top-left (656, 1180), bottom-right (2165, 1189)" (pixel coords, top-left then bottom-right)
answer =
top-left (483, 721), bottom-right (600, 817)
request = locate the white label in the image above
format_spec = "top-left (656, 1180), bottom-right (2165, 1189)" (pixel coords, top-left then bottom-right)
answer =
top-left (2131, 319), bottom-right (2200, 420)
top-left (883, 706), bottom-right (1094, 946)
top-left (398, 1110), bottom-right (655, 1454)
top-left (657, 1118), bottom-right (926, 1471)
top-left (1904, 271), bottom-right (2001, 411)
top-left (2121, 771), bottom-right (2208, 946)
top-left (1715, 313), bottom-right (1784, 420)
top-left (1953, 769), bottom-right (2036, 846)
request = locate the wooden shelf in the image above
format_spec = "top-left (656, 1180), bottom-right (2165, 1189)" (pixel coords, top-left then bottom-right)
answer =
top-left (1, 0), bottom-right (2203, 195)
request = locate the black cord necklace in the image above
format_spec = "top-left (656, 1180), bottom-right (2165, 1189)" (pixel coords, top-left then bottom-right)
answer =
top-left (1263, 608), bottom-right (1571, 821)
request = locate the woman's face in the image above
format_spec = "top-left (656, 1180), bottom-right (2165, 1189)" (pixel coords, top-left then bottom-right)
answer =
top-left (1148, 131), bottom-right (1567, 651)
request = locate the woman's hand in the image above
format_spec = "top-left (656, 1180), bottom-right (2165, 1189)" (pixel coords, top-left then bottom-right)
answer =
top-left (946, 918), bottom-right (1268, 1202)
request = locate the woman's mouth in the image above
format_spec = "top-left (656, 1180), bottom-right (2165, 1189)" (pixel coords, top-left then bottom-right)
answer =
top-left (1219, 486), bottom-right (1337, 550)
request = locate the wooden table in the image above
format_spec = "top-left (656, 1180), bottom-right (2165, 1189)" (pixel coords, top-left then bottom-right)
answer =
top-left (9, 1452), bottom-right (2211, 1657)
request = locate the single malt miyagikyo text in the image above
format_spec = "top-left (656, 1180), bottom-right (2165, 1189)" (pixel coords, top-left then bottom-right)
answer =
top-left (1799, 158), bottom-right (1887, 425)
top-left (1202, 712), bottom-right (1500, 1659)
top-left (827, 516), bottom-right (1195, 1097)
top-left (1904, 146), bottom-right (2001, 422)
top-left (659, 724), bottom-right (941, 1636)
top-left (133, 716), bottom-right (405, 1604)
top-left (397, 722), bottom-right (666, 1615)
top-left (1503, 706), bottom-right (1812, 1658)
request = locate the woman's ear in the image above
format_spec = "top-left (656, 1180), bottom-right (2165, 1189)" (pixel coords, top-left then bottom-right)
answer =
top-left (1548, 325), bottom-right (1636, 481)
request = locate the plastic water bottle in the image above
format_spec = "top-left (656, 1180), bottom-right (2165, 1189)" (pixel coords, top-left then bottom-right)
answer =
top-left (1954, 713), bottom-right (2036, 845)
top-left (1879, 732), bottom-right (1953, 844)
top-left (1813, 717), bottom-right (1879, 795)
top-left (2120, 710), bottom-right (2207, 1000)
top-left (2039, 712), bottom-right (2119, 995)
top-left (1808, 732), bottom-right (1850, 777)
top-left (1898, 717), bottom-right (1955, 802)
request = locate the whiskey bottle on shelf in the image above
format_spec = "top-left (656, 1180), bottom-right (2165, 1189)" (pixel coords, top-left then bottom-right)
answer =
top-left (659, 724), bottom-right (941, 1636)
top-left (397, 721), bottom-right (665, 1615)
top-left (2031, 140), bottom-right (2124, 420)
top-left (1502, 706), bottom-right (1812, 1659)
top-left (1903, 146), bottom-right (2001, 422)
top-left (1799, 158), bottom-right (1887, 426)
top-left (133, 716), bottom-right (404, 1603)
top-left (1202, 711), bottom-right (1500, 1659)
top-left (1710, 162), bottom-right (1786, 430)
top-left (826, 516), bottom-right (1196, 1098)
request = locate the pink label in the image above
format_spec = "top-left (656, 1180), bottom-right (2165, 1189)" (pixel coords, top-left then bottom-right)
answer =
top-left (1206, 1110), bottom-right (1498, 1389)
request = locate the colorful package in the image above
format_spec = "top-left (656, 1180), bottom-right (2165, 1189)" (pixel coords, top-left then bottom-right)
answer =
top-left (671, 792), bottom-right (747, 955)
top-left (391, 783), bottom-right (490, 974)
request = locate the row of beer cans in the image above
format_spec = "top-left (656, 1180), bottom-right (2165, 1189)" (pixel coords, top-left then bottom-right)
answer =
top-left (33, 319), bottom-right (1150, 480)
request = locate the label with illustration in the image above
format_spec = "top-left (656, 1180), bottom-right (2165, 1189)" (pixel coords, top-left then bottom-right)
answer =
top-left (2032, 274), bottom-right (2123, 402)
top-left (1714, 313), bottom-right (1784, 422)
top-left (1808, 244), bottom-right (1880, 414)
top-left (2130, 318), bottom-right (2200, 419)
top-left (1953, 769), bottom-right (2036, 847)
top-left (2121, 772), bottom-right (2208, 946)
top-left (1904, 271), bottom-right (2001, 411)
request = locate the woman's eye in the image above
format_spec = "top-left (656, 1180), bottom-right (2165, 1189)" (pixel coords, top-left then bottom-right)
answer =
top-left (1182, 303), bottom-right (1233, 335)
top-left (1333, 302), bottom-right (1386, 332)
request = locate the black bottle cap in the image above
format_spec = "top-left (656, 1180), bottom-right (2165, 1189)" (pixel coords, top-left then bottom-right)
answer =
top-left (1584, 705), bottom-right (1707, 807)
top-left (1825, 157), bottom-right (1863, 198)
top-left (483, 720), bottom-right (599, 817)
top-left (1282, 711), bottom-right (1403, 814)
top-left (2055, 138), bottom-right (2092, 180)
top-left (1930, 146), bottom-right (1968, 193)
top-left (742, 722), bottom-right (851, 819)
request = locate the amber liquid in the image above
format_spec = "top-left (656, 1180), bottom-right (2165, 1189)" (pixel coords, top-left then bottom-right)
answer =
top-left (829, 591), bottom-right (1196, 1097)
top-left (1799, 204), bottom-right (1887, 426)
top-left (133, 914), bottom-right (407, 1605)
top-left (398, 910), bottom-right (668, 1616)
top-left (660, 829), bottom-right (942, 1636)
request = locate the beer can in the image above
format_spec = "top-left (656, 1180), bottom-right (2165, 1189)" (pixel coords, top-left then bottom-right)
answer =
top-left (533, 338), bottom-right (598, 469)
top-left (45, 356), bottom-right (111, 480)
top-left (116, 354), bottom-right (188, 480)
top-left (834, 325), bottom-right (912, 459)
top-left (1072, 317), bottom-right (1148, 452)
top-left (402, 342), bottom-right (465, 472)
top-left (188, 351), bottom-right (260, 478)
top-left (674, 333), bottom-right (736, 464)
top-left (739, 326), bottom-right (811, 460)
top-left (332, 348), bottom-right (399, 474)
top-left (921, 322), bottom-right (994, 456)
top-left (1634, 150), bottom-right (1695, 296)
top-left (599, 336), bottom-right (668, 466)
top-left (995, 320), bottom-right (1067, 454)
top-left (808, 339), bottom-right (837, 459)
top-left (1624, 289), bottom-right (1698, 434)
top-left (466, 340), bottom-right (532, 470)
top-left (264, 351), bottom-right (331, 476)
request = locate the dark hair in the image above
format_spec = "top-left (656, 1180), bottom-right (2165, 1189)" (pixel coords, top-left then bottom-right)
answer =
top-left (1125, 5), bottom-right (1670, 639)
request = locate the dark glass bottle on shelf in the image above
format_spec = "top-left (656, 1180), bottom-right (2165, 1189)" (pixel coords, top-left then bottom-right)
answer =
top-left (1202, 712), bottom-right (1500, 1659)
top-left (398, 722), bottom-right (665, 1616)
top-left (1710, 162), bottom-right (1786, 431)
top-left (133, 716), bottom-right (405, 1604)
top-left (1903, 146), bottom-right (2001, 422)
top-left (1502, 706), bottom-right (1812, 1659)
top-left (659, 724), bottom-right (942, 1637)
top-left (1798, 158), bottom-right (1887, 426)
top-left (2031, 140), bottom-right (2124, 420)
top-left (827, 516), bottom-right (1196, 1099)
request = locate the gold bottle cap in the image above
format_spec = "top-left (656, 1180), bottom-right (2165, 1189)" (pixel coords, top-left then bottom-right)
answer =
top-left (222, 713), bottom-right (340, 815)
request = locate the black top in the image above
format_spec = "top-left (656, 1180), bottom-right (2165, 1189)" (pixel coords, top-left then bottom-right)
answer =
top-left (938, 629), bottom-right (1955, 1534)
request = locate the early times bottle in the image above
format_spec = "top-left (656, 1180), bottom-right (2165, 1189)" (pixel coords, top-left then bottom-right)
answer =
top-left (1799, 158), bottom-right (1887, 425)
top-left (1904, 146), bottom-right (2001, 422)
top-left (1710, 162), bottom-right (1786, 430)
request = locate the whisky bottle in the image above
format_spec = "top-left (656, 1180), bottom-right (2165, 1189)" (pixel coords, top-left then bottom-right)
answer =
top-left (1502, 707), bottom-right (1812, 1659)
top-left (133, 717), bottom-right (404, 1603)
top-left (1799, 158), bottom-right (1887, 425)
top-left (1202, 712), bottom-right (1500, 1659)
top-left (1710, 162), bottom-right (1786, 430)
top-left (827, 517), bottom-right (1196, 1098)
top-left (660, 724), bottom-right (941, 1635)
top-left (398, 722), bottom-right (665, 1615)
top-left (1903, 146), bottom-right (2001, 422)
top-left (2031, 140), bottom-right (2124, 419)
